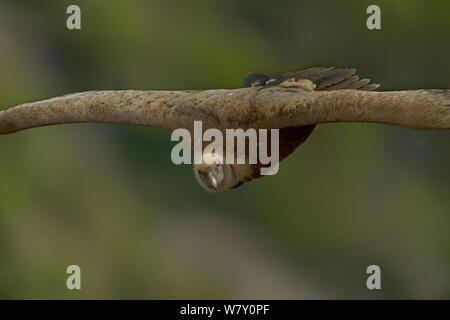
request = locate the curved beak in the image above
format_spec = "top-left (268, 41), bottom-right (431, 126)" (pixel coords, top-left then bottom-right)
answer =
top-left (207, 170), bottom-right (219, 190)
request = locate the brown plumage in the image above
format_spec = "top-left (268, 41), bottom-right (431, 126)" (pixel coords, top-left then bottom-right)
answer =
top-left (1, 67), bottom-right (449, 192)
top-left (240, 67), bottom-right (381, 184)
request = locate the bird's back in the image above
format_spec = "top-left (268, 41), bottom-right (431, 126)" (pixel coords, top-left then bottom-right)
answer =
top-left (242, 67), bottom-right (380, 181)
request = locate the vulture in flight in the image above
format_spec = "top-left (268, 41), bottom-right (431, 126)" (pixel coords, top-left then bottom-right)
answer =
top-left (0, 67), bottom-right (449, 192)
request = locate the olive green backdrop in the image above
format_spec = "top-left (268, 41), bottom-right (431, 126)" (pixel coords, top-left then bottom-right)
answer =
top-left (0, 0), bottom-right (449, 299)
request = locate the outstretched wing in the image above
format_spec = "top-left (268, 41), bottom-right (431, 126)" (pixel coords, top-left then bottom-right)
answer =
top-left (242, 67), bottom-right (448, 130)
top-left (244, 67), bottom-right (380, 91)
top-left (248, 87), bottom-right (450, 130)
top-left (1, 67), bottom-right (449, 134)
top-left (0, 90), bottom-right (196, 134)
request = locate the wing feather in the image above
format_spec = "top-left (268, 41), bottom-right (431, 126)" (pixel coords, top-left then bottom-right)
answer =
top-left (244, 66), bottom-right (380, 91)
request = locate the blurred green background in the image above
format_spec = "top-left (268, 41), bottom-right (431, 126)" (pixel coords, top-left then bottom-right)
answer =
top-left (0, 0), bottom-right (449, 299)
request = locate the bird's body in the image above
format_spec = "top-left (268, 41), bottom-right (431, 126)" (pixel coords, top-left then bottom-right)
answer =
top-left (228, 67), bottom-right (380, 189)
top-left (1, 66), bottom-right (449, 192)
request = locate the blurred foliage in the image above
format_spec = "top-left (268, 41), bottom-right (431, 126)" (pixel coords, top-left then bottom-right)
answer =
top-left (0, 0), bottom-right (449, 299)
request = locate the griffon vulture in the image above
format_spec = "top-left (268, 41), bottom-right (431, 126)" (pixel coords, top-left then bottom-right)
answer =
top-left (0, 67), bottom-right (449, 192)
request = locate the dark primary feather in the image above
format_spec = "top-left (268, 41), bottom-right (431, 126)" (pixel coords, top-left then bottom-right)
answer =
top-left (243, 67), bottom-right (380, 91)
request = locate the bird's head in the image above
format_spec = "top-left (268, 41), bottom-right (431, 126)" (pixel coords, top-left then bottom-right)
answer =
top-left (193, 153), bottom-right (242, 192)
